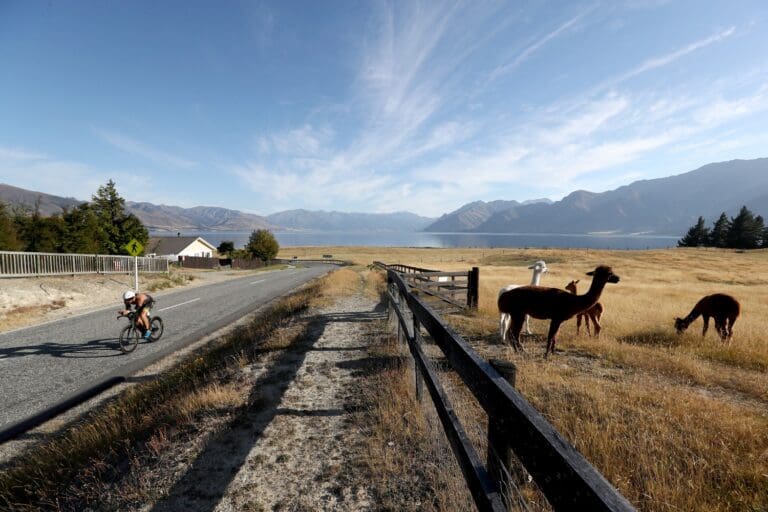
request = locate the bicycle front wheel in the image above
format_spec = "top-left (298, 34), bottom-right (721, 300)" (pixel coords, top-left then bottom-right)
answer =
top-left (148, 316), bottom-right (164, 342)
top-left (119, 325), bottom-right (140, 353)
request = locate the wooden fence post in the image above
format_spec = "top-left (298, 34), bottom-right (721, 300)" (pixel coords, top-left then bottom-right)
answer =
top-left (413, 314), bottom-right (423, 402)
top-left (467, 266), bottom-right (480, 308)
top-left (488, 358), bottom-right (517, 510)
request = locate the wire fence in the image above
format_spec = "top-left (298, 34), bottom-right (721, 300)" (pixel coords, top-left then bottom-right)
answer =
top-left (0, 250), bottom-right (169, 278)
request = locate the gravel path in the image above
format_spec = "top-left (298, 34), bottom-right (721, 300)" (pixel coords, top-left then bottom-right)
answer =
top-left (152, 291), bottom-right (382, 512)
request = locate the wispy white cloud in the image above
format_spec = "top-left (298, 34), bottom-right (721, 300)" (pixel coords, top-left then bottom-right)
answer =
top-left (230, 2), bottom-right (767, 217)
top-left (610, 26), bottom-right (736, 86)
top-left (94, 129), bottom-right (198, 169)
top-left (0, 146), bottom-right (47, 162)
top-left (489, 4), bottom-right (598, 81)
top-left (0, 144), bottom-right (173, 205)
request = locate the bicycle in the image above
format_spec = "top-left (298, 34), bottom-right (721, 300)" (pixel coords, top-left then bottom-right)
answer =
top-left (117, 310), bottom-right (164, 353)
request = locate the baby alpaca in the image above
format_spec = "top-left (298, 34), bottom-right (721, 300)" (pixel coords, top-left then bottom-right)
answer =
top-left (674, 293), bottom-right (740, 343)
top-left (565, 279), bottom-right (604, 337)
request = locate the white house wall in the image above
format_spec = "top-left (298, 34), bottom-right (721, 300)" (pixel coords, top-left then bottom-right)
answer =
top-left (178, 240), bottom-right (214, 258)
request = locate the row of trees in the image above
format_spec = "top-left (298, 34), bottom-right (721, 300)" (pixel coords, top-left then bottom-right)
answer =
top-left (678, 206), bottom-right (768, 249)
top-left (216, 229), bottom-right (280, 263)
top-left (0, 180), bottom-right (148, 254)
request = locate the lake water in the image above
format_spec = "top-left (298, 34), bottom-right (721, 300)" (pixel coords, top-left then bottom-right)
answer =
top-left (154, 231), bottom-right (679, 250)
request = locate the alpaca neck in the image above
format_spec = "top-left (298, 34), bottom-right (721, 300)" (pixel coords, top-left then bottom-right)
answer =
top-left (684, 309), bottom-right (701, 323)
top-left (580, 278), bottom-right (608, 307)
top-left (531, 272), bottom-right (543, 286)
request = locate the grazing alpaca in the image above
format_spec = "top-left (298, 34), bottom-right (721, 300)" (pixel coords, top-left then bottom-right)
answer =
top-left (674, 293), bottom-right (740, 343)
top-left (565, 279), bottom-right (604, 337)
top-left (498, 260), bottom-right (548, 342)
top-left (498, 265), bottom-right (620, 357)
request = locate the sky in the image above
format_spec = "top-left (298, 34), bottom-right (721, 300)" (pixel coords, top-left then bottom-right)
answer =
top-left (1, 1), bottom-right (767, 218)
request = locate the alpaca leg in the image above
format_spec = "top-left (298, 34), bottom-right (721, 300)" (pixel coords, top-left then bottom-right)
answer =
top-left (701, 316), bottom-right (709, 337)
top-left (576, 314), bottom-right (584, 336)
top-left (500, 313), bottom-right (510, 344)
top-left (509, 314), bottom-right (527, 353)
top-left (592, 313), bottom-right (602, 338)
top-left (544, 320), bottom-right (563, 358)
top-left (715, 318), bottom-right (726, 343)
top-left (726, 317), bottom-right (735, 342)
top-left (584, 314), bottom-right (592, 336)
top-left (523, 314), bottom-right (532, 335)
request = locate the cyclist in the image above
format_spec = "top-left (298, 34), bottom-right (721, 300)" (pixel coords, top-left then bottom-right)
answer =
top-left (119, 290), bottom-right (155, 339)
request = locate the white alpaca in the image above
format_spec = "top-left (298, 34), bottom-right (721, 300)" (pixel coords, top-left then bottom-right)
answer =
top-left (499, 260), bottom-right (548, 342)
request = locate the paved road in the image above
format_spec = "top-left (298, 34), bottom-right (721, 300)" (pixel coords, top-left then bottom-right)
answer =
top-left (0, 265), bottom-right (332, 432)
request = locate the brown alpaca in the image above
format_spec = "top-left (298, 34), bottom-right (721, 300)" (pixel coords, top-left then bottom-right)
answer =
top-left (498, 265), bottom-right (620, 357)
top-left (674, 293), bottom-right (740, 343)
top-left (565, 279), bottom-right (604, 337)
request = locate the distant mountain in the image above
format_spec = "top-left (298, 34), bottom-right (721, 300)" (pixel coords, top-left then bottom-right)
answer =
top-left (0, 183), bottom-right (83, 216)
top-left (426, 200), bottom-right (521, 232)
top-left (266, 209), bottom-right (435, 232)
top-left (0, 184), bottom-right (432, 232)
top-left (126, 202), bottom-right (273, 232)
top-left (423, 158), bottom-right (768, 235)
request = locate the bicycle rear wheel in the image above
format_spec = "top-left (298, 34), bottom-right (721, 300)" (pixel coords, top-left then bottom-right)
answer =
top-left (148, 316), bottom-right (164, 342)
top-left (119, 325), bottom-right (140, 353)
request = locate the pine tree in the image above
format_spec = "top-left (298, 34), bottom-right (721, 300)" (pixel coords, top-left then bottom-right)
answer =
top-left (15, 199), bottom-right (66, 253)
top-left (0, 202), bottom-right (22, 251)
top-left (708, 212), bottom-right (731, 248)
top-left (678, 216), bottom-right (710, 247)
top-left (727, 206), bottom-right (761, 249)
top-left (755, 215), bottom-right (766, 248)
top-left (62, 204), bottom-right (103, 253)
top-left (91, 180), bottom-right (148, 254)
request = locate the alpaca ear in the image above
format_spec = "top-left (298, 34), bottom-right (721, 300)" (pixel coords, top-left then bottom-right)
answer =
top-left (586, 271), bottom-right (594, 276)
top-left (575, 279), bottom-right (580, 284)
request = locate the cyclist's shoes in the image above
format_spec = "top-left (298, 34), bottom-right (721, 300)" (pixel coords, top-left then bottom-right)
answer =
top-left (144, 330), bottom-right (152, 340)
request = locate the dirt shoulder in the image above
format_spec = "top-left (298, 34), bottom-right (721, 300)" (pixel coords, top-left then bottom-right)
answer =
top-left (0, 267), bottom-right (272, 333)
top-left (151, 292), bottom-right (381, 511)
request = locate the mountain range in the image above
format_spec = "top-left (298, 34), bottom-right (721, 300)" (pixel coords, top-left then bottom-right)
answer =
top-left (265, 209), bottom-right (434, 232)
top-left (423, 158), bottom-right (768, 235)
top-left (2, 157), bottom-right (767, 235)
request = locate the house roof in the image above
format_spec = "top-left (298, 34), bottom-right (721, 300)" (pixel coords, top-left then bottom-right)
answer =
top-left (148, 236), bottom-right (216, 255)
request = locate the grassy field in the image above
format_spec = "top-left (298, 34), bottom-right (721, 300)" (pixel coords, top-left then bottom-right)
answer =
top-left (283, 246), bottom-right (768, 511)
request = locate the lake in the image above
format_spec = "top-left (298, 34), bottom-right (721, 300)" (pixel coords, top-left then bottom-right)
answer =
top-left (153, 231), bottom-right (679, 250)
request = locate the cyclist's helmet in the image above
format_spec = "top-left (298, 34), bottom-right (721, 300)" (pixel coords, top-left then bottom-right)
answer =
top-left (123, 290), bottom-right (136, 301)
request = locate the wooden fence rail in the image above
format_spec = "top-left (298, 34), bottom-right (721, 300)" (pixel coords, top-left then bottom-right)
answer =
top-left (374, 261), bottom-right (479, 309)
top-left (386, 269), bottom-right (635, 511)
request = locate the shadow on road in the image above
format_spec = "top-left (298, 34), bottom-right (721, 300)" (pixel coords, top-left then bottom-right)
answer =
top-left (0, 337), bottom-right (124, 359)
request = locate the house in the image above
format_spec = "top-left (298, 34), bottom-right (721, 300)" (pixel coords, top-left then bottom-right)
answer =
top-left (147, 236), bottom-right (217, 261)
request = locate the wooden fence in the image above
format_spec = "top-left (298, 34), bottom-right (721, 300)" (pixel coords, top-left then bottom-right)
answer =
top-left (374, 261), bottom-right (479, 309)
top-left (0, 250), bottom-right (168, 278)
top-left (386, 269), bottom-right (635, 511)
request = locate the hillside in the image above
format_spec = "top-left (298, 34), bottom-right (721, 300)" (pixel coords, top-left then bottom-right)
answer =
top-left (265, 209), bottom-right (435, 232)
top-left (126, 202), bottom-right (274, 232)
top-left (424, 158), bottom-right (768, 235)
top-left (0, 183), bottom-right (83, 216)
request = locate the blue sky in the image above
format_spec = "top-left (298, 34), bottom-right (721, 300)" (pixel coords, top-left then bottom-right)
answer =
top-left (1, 1), bottom-right (767, 218)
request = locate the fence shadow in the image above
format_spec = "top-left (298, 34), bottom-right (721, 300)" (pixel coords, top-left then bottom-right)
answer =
top-left (150, 305), bottom-right (388, 511)
top-left (0, 338), bottom-right (123, 359)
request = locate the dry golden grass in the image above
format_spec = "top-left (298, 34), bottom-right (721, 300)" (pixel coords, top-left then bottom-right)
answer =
top-left (360, 323), bottom-right (475, 511)
top-left (288, 246), bottom-right (768, 511)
